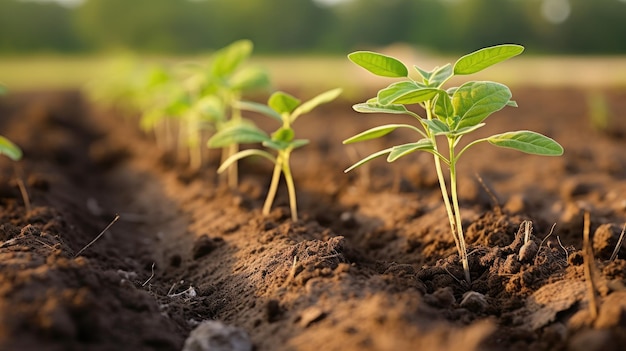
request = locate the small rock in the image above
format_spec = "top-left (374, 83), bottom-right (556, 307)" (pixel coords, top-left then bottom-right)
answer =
top-left (339, 211), bottom-right (358, 229)
top-left (424, 287), bottom-right (455, 308)
top-left (460, 291), bottom-right (488, 312)
top-left (593, 223), bottom-right (624, 259)
top-left (182, 320), bottom-right (252, 351)
top-left (518, 240), bottom-right (538, 263)
top-left (298, 306), bottom-right (326, 328)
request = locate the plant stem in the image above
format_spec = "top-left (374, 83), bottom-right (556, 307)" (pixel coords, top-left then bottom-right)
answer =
top-left (424, 102), bottom-right (462, 256)
top-left (227, 143), bottom-right (238, 188)
top-left (281, 150), bottom-right (298, 222)
top-left (449, 142), bottom-right (471, 283)
top-left (263, 156), bottom-right (283, 216)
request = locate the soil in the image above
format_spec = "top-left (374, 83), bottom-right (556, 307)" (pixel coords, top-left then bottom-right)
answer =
top-left (1, 86), bottom-right (626, 351)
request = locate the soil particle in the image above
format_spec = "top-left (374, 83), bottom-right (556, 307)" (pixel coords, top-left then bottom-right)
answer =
top-left (592, 223), bottom-right (624, 259)
top-left (182, 320), bottom-right (252, 351)
top-left (192, 235), bottom-right (225, 260)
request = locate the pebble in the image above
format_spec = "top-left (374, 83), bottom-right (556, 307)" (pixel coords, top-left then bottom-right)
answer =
top-left (182, 320), bottom-right (252, 351)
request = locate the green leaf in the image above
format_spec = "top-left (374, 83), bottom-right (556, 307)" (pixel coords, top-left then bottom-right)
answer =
top-left (236, 100), bottom-right (282, 122)
top-left (208, 124), bottom-right (270, 148)
top-left (414, 65), bottom-right (432, 81)
top-left (507, 100), bottom-right (518, 108)
top-left (228, 66), bottom-right (270, 92)
top-left (263, 138), bottom-right (309, 151)
top-left (218, 149), bottom-right (276, 173)
top-left (454, 44), bottom-right (524, 75)
top-left (453, 81), bottom-right (512, 130)
top-left (348, 51), bottom-right (408, 78)
top-left (344, 147), bottom-right (394, 173)
top-left (269, 91), bottom-right (300, 115)
top-left (290, 139), bottom-right (310, 149)
top-left (387, 139), bottom-right (434, 162)
top-left (423, 119), bottom-right (449, 136)
top-left (434, 91), bottom-right (454, 119)
top-left (291, 88), bottom-right (342, 122)
top-left (487, 131), bottom-right (564, 156)
top-left (0, 136), bottom-right (22, 161)
top-left (451, 123), bottom-right (485, 137)
top-left (343, 124), bottom-right (420, 144)
top-left (210, 39), bottom-right (253, 78)
top-left (271, 127), bottom-right (294, 143)
top-left (195, 95), bottom-right (225, 122)
top-left (429, 64), bottom-right (453, 87)
top-left (352, 102), bottom-right (409, 115)
top-left (377, 81), bottom-right (438, 105)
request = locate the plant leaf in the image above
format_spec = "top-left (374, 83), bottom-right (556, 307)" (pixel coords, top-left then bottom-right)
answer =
top-left (290, 139), bottom-right (310, 150)
top-left (352, 102), bottom-right (409, 115)
top-left (344, 147), bottom-right (394, 173)
top-left (453, 81), bottom-right (512, 130)
top-left (434, 91), bottom-right (454, 119)
top-left (423, 119), bottom-right (449, 135)
top-left (348, 51), bottom-right (408, 78)
top-left (218, 149), bottom-right (275, 173)
top-left (208, 124), bottom-right (270, 148)
top-left (269, 91), bottom-right (300, 115)
top-left (236, 100), bottom-right (282, 122)
top-left (271, 127), bottom-right (294, 143)
top-left (414, 65), bottom-right (432, 81)
top-left (451, 123), bottom-right (486, 137)
top-left (377, 81), bottom-right (438, 105)
top-left (387, 139), bottom-right (434, 162)
top-left (0, 136), bottom-right (22, 161)
top-left (210, 39), bottom-right (253, 78)
top-left (429, 63), bottom-right (453, 87)
top-left (228, 66), bottom-right (270, 92)
top-left (291, 88), bottom-right (342, 122)
top-left (454, 44), bottom-right (524, 75)
top-left (487, 131), bottom-right (564, 156)
top-left (343, 124), bottom-right (420, 144)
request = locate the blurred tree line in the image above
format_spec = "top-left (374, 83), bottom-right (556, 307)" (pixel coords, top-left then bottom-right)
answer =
top-left (1, 0), bottom-right (625, 54)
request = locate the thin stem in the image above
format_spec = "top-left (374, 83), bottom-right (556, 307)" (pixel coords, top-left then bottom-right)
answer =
top-left (456, 138), bottom-right (488, 161)
top-left (425, 101), bottom-right (462, 255)
top-left (280, 150), bottom-right (298, 222)
top-left (449, 138), bottom-right (471, 283)
top-left (263, 157), bottom-right (283, 216)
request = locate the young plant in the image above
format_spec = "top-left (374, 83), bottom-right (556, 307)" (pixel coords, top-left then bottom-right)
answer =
top-left (202, 39), bottom-right (270, 186)
top-left (0, 136), bottom-right (22, 162)
top-left (208, 88), bottom-right (342, 221)
top-left (344, 44), bottom-right (563, 283)
top-left (0, 87), bottom-right (22, 162)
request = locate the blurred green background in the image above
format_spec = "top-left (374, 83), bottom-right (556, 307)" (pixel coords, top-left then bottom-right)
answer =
top-left (2, 0), bottom-right (625, 55)
top-left (1, 0), bottom-right (626, 91)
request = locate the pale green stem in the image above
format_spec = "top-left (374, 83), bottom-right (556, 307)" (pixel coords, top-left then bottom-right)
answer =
top-left (263, 156), bottom-right (283, 216)
top-left (227, 96), bottom-right (242, 188)
top-left (449, 139), bottom-right (471, 283)
top-left (280, 150), bottom-right (298, 222)
top-left (425, 102), bottom-right (462, 256)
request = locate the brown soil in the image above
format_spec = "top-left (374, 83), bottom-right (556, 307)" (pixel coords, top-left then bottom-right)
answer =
top-left (1, 87), bottom-right (626, 351)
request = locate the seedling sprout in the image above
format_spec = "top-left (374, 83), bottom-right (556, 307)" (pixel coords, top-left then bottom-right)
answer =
top-left (343, 44), bottom-right (563, 283)
top-left (209, 88), bottom-right (342, 221)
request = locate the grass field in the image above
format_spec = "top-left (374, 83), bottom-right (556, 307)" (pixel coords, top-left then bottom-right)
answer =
top-left (1, 52), bottom-right (626, 95)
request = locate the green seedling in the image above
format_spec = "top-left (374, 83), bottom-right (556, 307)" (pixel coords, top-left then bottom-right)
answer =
top-left (344, 44), bottom-right (563, 283)
top-left (208, 88), bottom-right (342, 221)
top-left (0, 136), bottom-right (22, 162)
top-left (202, 39), bottom-right (270, 185)
top-left (0, 87), bottom-right (22, 161)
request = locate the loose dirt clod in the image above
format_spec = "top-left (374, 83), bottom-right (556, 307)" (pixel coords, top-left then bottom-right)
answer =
top-left (182, 320), bottom-right (252, 351)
